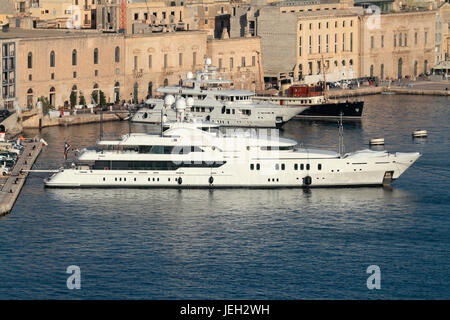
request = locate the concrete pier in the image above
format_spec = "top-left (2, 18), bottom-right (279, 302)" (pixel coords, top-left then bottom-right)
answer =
top-left (0, 141), bottom-right (43, 216)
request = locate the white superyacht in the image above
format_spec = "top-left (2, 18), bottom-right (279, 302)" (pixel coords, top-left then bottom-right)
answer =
top-left (131, 59), bottom-right (307, 128)
top-left (45, 96), bottom-right (420, 188)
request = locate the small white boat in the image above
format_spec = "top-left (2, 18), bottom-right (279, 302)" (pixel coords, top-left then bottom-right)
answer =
top-left (412, 130), bottom-right (428, 138)
top-left (369, 137), bottom-right (385, 145)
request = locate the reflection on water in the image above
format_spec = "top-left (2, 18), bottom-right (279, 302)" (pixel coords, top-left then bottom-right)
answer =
top-left (0, 95), bottom-right (449, 299)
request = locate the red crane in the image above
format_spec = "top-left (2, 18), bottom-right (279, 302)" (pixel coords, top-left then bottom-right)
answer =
top-left (119, 0), bottom-right (127, 33)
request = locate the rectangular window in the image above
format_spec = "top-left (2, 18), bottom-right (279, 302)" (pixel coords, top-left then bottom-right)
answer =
top-left (350, 32), bottom-right (353, 52)
top-left (252, 56), bottom-right (256, 67)
top-left (179, 52), bottom-right (183, 66)
top-left (424, 31), bottom-right (427, 45)
top-left (334, 34), bottom-right (337, 53)
top-left (241, 56), bottom-right (246, 67)
top-left (164, 54), bottom-right (168, 68)
top-left (218, 58), bottom-right (222, 69)
top-left (342, 33), bottom-right (345, 51)
top-left (371, 36), bottom-right (374, 49)
top-left (193, 52), bottom-right (197, 65)
top-left (414, 32), bottom-right (417, 45)
top-left (326, 34), bottom-right (329, 53)
top-left (149, 55), bottom-right (152, 68)
top-left (230, 57), bottom-right (233, 70)
top-left (309, 35), bottom-right (312, 54)
top-left (381, 35), bottom-right (384, 48)
top-left (318, 35), bottom-right (321, 53)
top-left (134, 56), bottom-right (138, 70)
top-left (299, 36), bottom-right (302, 56)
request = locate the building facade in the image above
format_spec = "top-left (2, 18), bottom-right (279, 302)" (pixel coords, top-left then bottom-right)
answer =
top-left (360, 9), bottom-right (436, 79)
top-left (206, 36), bottom-right (262, 90)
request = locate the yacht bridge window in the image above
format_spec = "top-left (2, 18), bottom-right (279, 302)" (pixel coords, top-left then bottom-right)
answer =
top-left (94, 160), bottom-right (224, 170)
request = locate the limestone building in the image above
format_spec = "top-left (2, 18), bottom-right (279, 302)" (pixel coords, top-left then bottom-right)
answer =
top-left (0, 26), bottom-right (261, 110)
top-left (358, 0), bottom-right (437, 79)
top-left (229, 0), bottom-right (362, 83)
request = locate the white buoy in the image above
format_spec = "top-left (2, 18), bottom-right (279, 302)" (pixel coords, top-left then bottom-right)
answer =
top-left (412, 129), bottom-right (427, 138)
top-left (369, 137), bottom-right (385, 145)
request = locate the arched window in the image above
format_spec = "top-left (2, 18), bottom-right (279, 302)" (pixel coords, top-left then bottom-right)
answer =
top-left (349, 59), bottom-right (353, 66)
top-left (114, 82), bottom-right (120, 103)
top-left (72, 49), bottom-right (77, 66)
top-left (50, 51), bottom-right (55, 67)
top-left (147, 81), bottom-right (153, 98)
top-left (27, 88), bottom-right (33, 108)
top-left (49, 87), bottom-right (56, 107)
top-left (28, 52), bottom-right (32, 69)
top-left (133, 83), bottom-right (139, 103)
top-left (115, 46), bottom-right (120, 63)
top-left (92, 83), bottom-right (99, 104)
top-left (94, 48), bottom-right (99, 64)
top-left (72, 85), bottom-right (77, 92)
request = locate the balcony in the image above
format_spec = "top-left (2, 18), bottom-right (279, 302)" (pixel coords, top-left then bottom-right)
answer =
top-left (133, 69), bottom-right (143, 78)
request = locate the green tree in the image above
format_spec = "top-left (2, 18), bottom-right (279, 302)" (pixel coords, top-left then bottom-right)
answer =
top-left (79, 92), bottom-right (86, 106)
top-left (70, 91), bottom-right (77, 108)
top-left (38, 96), bottom-right (51, 115)
top-left (92, 90), bottom-right (106, 107)
top-left (99, 90), bottom-right (106, 107)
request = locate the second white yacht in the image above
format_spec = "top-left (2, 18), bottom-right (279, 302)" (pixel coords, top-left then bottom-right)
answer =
top-left (131, 59), bottom-right (307, 128)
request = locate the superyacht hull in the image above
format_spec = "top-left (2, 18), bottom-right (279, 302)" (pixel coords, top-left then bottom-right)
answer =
top-left (131, 105), bottom-right (307, 128)
top-left (44, 152), bottom-right (420, 188)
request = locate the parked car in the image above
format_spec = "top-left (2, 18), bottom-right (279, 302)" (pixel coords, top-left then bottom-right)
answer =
top-left (1, 165), bottom-right (10, 176)
top-left (0, 109), bottom-right (11, 118)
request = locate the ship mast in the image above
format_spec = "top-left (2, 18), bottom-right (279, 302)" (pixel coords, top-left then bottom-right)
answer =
top-left (322, 55), bottom-right (328, 101)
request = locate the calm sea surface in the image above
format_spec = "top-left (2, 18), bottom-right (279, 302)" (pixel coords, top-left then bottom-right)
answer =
top-left (0, 94), bottom-right (449, 299)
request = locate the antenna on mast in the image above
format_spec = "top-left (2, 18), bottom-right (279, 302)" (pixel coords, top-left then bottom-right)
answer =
top-left (99, 109), bottom-right (103, 141)
top-left (321, 55), bottom-right (328, 101)
top-left (338, 112), bottom-right (345, 157)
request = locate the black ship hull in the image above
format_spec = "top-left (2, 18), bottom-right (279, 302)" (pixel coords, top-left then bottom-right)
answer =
top-left (295, 100), bottom-right (364, 120)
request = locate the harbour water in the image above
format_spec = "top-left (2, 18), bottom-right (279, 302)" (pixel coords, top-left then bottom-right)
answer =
top-left (0, 94), bottom-right (449, 299)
